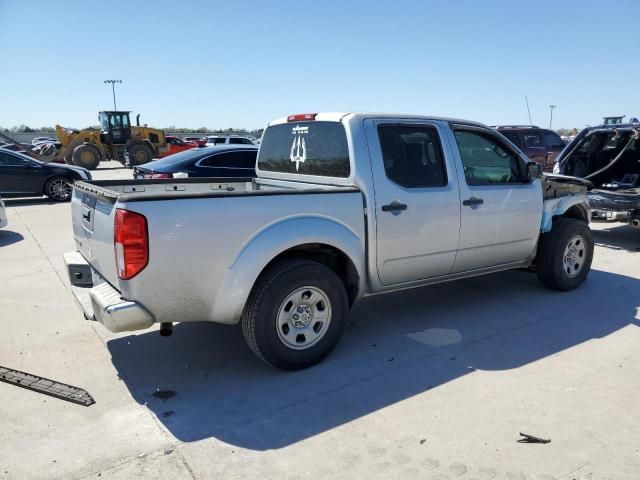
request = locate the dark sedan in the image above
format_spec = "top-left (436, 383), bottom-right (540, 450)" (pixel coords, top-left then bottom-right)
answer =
top-left (133, 144), bottom-right (258, 179)
top-left (0, 149), bottom-right (91, 201)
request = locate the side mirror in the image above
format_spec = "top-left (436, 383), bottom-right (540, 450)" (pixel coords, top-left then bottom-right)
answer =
top-left (526, 161), bottom-right (543, 182)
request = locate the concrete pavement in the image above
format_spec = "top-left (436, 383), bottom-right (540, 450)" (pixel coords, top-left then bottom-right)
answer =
top-left (1, 163), bottom-right (639, 479)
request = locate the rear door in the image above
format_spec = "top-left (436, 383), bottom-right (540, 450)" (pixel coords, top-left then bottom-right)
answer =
top-left (449, 126), bottom-right (542, 272)
top-left (365, 120), bottom-right (461, 286)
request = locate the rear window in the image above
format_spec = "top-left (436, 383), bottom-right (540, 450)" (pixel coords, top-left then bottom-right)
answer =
top-left (258, 121), bottom-right (350, 178)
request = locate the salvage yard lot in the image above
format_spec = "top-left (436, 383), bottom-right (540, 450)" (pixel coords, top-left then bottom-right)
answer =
top-left (1, 163), bottom-right (639, 479)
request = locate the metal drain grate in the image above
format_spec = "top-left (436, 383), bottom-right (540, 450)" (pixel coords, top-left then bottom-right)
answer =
top-left (0, 366), bottom-right (95, 406)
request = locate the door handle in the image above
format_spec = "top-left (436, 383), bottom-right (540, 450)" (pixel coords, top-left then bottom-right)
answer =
top-left (462, 197), bottom-right (484, 207)
top-left (381, 202), bottom-right (408, 212)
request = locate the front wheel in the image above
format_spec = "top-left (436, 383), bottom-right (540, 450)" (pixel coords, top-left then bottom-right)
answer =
top-left (71, 144), bottom-right (101, 170)
top-left (241, 259), bottom-right (348, 370)
top-left (537, 218), bottom-right (593, 291)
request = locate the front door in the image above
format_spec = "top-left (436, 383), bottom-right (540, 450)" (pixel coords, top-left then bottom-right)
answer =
top-left (365, 120), bottom-right (461, 286)
top-left (0, 151), bottom-right (45, 194)
top-left (449, 126), bottom-right (542, 273)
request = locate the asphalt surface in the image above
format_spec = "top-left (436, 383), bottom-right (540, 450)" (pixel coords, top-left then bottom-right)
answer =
top-left (1, 162), bottom-right (639, 479)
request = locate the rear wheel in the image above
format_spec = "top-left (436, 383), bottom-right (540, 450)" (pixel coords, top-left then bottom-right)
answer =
top-left (127, 143), bottom-right (154, 166)
top-left (71, 144), bottom-right (101, 170)
top-left (241, 259), bottom-right (348, 370)
top-left (537, 218), bottom-right (593, 291)
top-left (44, 176), bottom-right (72, 202)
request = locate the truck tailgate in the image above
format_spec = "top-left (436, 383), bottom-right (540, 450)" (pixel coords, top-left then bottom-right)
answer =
top-left (71, 189), bottom-right (119, 287)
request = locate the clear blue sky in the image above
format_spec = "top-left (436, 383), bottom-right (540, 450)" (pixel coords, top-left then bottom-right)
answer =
top-left (1, 0), bottom-right (638, 130)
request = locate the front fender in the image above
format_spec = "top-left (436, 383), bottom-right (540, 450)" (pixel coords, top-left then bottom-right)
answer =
top-left (541, 195), bottom-right (590, 233)
top-left (211, 215), bottom-right (366, 324)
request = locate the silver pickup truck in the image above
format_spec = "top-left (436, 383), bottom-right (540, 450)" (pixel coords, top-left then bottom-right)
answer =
top-left (65, 112), bottom-right (593, 370)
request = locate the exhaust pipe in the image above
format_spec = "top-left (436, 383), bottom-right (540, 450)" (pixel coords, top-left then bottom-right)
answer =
top-left (159, 322), bottom-right (173, 337)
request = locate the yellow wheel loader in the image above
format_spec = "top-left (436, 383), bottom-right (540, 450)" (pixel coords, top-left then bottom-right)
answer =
top-left (55, 111), bottom-right (168, 170)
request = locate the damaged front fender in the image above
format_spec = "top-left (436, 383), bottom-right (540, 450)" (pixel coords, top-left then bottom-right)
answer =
top-left (540, 174), bottom-right (591, 233)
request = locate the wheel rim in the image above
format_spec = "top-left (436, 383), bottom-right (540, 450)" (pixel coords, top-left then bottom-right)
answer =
top-left (80, 150), bottom-right (94, 163)
top-left (48, 178), bottom-right (71, 200)
top-left (134, 150), bottom-right (147, 163)
top-left (562, 235), bottom-right (587, 278)
top-left (276, 286), bottom-right (332, 350)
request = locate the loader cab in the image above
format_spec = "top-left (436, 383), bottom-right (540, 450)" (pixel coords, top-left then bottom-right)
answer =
top-left (99, 111), bottom-right (132, 145)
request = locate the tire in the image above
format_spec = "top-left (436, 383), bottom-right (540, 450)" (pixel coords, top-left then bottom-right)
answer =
top-left (44, 176), bottom-right (73, 202)
top-left (537, 218), bottom-right (593, 291)
top-left (71, 144), bottom-right (101, 170)
top-left (241, 259), bottom-right (348, 370)
top-left (127, 143), bottom-right (154, 166)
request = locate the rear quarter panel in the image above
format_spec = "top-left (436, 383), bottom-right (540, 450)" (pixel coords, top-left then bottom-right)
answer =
top-left (118, 191), bottom-right (366, 325)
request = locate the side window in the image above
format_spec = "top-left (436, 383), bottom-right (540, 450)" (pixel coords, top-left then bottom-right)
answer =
top-left (234, 150), bottom-right (257, 169)
top-left (377, 124), bottom-right (447, 188)
top-left (199, 153), bottom-right (228, 167)
top-left (454, 130), bottom-right (524, 186)
top-left (522, 131), bottom-right (543, 148)
top-left (500, 131), bottom-right (521, 146)
top-left (229, 138), bottom-right (253, 145)
top-left (0, 152), bottom-right (27, 166)
top-left (543, 131), bottom-right (564, 148)
top-left (200, 151), bottom-right (256, 168)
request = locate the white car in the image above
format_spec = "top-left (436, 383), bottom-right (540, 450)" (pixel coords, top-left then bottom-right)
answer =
top-left (31, 137), bottom-right (55, 145)
top-left (0, 195), bottom-right (7, 228)
top-left (206, 135), bottom-right (255, 146)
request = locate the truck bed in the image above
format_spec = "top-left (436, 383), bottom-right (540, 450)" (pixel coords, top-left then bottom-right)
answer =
top-left (70, 177), bottom-right (365, 326)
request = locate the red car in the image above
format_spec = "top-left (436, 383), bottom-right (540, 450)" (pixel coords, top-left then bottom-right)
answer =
top-left (159, 136), bottom-right (199, 158)
top-left (184, 136), bottom-right (208, 147)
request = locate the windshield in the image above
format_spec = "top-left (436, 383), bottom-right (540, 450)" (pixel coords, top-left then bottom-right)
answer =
top-left (258, 121), bottom-right (350, 178)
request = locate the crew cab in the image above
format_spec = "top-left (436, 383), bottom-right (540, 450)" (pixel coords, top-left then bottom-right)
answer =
top-left (65, 113), bottom-right (593, 370)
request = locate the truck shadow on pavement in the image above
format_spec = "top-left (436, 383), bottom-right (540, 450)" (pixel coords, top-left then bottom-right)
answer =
top-left (107, 268), bottom-right (639, 450)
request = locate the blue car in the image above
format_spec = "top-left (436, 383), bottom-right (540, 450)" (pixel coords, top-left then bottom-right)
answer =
top-left (133, 145), bottom-right (258, 179)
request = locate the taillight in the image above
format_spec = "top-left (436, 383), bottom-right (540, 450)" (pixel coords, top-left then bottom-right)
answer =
top-left (114, 209), bottom-right (148, 280)
top-left (287, 113), bottom-right (317, 122)
top-left (144, 173), bottom-right (173, 179)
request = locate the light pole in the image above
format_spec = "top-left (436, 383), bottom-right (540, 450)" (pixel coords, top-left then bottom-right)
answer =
top-left (549, 104), bottom-right (556, 130)
top-left (104, 80), bottom-right (122, 111)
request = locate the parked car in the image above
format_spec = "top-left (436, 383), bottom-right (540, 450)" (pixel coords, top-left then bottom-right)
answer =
top-left (158, 136), bottom-right (199, 158)
top-left (206, 135), bottom-right (255, 145)
top-left (0, 195), bottom-right (6, 228)
top-left (0, 149), bottom-right (91, 201)
top-left (184, 136), bottom-right (208, 147)
top-left (494, 125), bottom-right (566, 170)
top-left (554, 119), bottom-right (640, 229)
top-left (65, 112), bottom-right (592, 370)
top-left (133, 145), bottom-right (258, 179)
top-left (31, 136), bottom-right (55, 145)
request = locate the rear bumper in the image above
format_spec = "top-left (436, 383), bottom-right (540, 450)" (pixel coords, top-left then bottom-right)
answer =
top-left (64, 251), bottom-right (155, 333)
